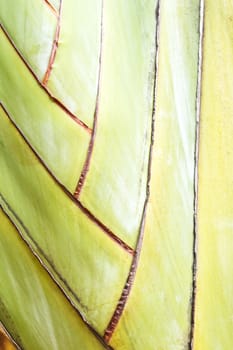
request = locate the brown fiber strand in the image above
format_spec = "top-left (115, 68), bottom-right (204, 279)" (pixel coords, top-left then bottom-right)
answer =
top-left (74, 0), bottom-right (104, 198)
top-left (43, 0), bottom-right (58, 16)
top-left (0, 24), bottom-right (91, 133)
top-left (103, 2), bottom-right (160, 343)
top-left (0, 103), bottom-right (134, 255)
top-left (188, 0), bottom-right (204, 349)
top-left (42, 0), bottom-right (62, 85)
top-left (0, 206), bottom-right (113, 350)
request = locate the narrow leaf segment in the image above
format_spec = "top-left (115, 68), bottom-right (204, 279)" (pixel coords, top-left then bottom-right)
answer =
top-left (193, 0), bottom-right (233, 348)
top-left (78, 0), bottom-right (158, 249)
top-left (103, 2), bottom-right (160, 342)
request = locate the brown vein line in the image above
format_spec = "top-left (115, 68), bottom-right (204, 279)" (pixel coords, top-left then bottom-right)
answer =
top-left (0, 204), bottom-right (113, 350)
top-left (43, 0), bottom-right (58, 16)
top-left (0, 103), bottom-right (134, 255)
top-left (0, 321), bottom-right (21, 350)
top-left (103, 1), bottom-right (160, 343)
top-left (188, 0), bottom-right (204, 349)
top-left (78, 201), bottom-right (134, 255)
top-left (42, 0), bottom-right (62, 85)
top-left (0, 24), bottom-right (91, 134)
top-left (74, 0), bottom-right (104, 198)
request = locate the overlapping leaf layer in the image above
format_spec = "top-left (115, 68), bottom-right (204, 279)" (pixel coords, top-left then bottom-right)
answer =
top-left (0, 0), bottom-right (232, 349)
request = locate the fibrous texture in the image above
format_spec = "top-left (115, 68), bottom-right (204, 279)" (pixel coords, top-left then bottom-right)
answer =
top-left (0, 1), bottom-right (232, 349)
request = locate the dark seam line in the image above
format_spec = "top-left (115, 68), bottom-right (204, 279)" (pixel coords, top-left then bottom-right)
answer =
top-left (0, 103), bottom-right (134, 255)
top-left (0, 203), bottom-right (113, 350)
top-left (188, 0), bottom-right (204, 349)
top-left (74, 0), bottom-right (104, 198)
top-left (0, 24), bottom-right (91, 133)
top-left (0, 320), bottom-right (21, 350)
top-left (43, 0), bottom-right (58, 15)
top-left (42, 0), bottom-right (62, 85)
top-left (103, 1), bottom-right (161, 343)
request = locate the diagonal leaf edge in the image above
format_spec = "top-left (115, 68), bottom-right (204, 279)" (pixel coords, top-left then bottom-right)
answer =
top-left (0, 207), bottom-right (113, 350)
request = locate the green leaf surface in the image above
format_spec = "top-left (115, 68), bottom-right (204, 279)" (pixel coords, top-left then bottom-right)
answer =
top-left (1, 0), bottom-right (233, 349)
top-left (47, 0), bottom-right (102, 127)
top-left (0, 29), bottom-right (90, 192)
top-left (109, 1), bottom-right (199, 348)
top-left (0, 105), bottom-right (132, 334)
top-left (0, 208), bottom-right (106, 349)
top-left (80, 0), bottom-right (156, 248)
top-left (0, 0), bottom-right (57, 80)
top-left (193, 1), bottom-right (233, 349)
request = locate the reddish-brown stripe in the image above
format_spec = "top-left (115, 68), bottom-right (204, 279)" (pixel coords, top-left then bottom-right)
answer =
top-left (42, 0), bottom-right (62, 85)
top-left (0, 24), bottom-right (91, 133)
top-left (0, 103), bottom-right (134, 255)
top-left (74, 0), bottom-right (104, 198)
top-left (103, 1), bottom-right (160, 342)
